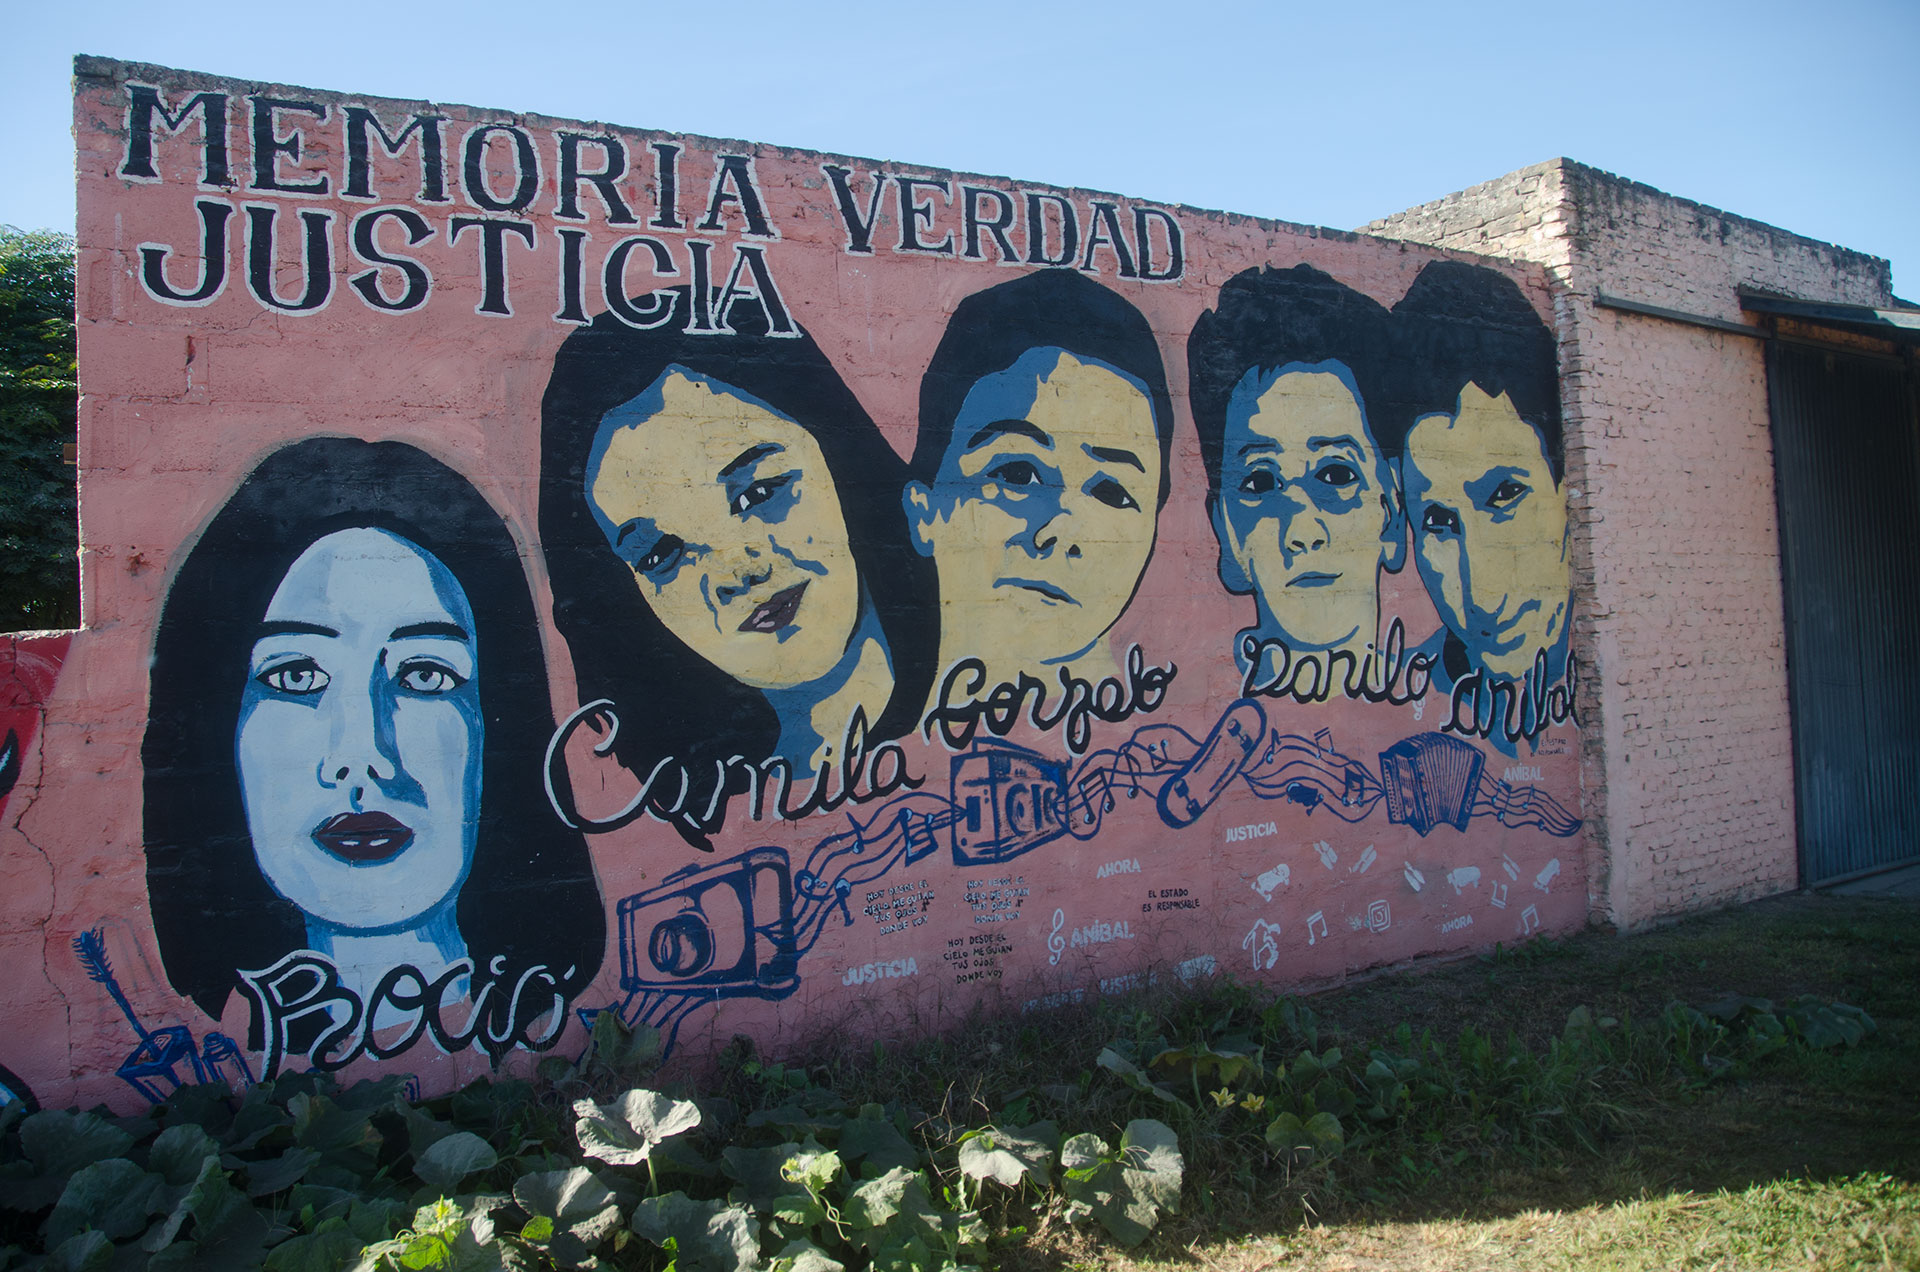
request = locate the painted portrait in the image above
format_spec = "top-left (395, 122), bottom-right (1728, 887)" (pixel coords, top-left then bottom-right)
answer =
top-left (1188, 265), bottom-right (1406, 680)
top-left (905, 269), bottom-right (1174, 691)
top-left (1388, 260), bottom-right (1570, 689)
top-left (143, 438), bottom-right (605, 1043)
top-left (539, 288), bottom-right (937, 836)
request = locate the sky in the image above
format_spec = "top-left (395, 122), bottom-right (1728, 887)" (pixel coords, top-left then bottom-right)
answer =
top-left (6, 0), bottom-right (1916, 295)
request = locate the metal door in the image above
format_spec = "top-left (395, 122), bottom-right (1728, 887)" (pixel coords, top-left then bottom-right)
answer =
top-left (1768, 341), bottom-right (1920, 885)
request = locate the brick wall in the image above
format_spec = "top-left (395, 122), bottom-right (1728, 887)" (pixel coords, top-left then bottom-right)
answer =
top-left (1365, 159), bottom-right (1894, 927)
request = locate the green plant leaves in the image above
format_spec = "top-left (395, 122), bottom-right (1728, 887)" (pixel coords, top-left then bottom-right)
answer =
top-left (1058, 1120), bottom-right (1183, 1246)
top-left (1096, 1047), bottom-right (1184, 1106)
top-left (631, 1192), bottom-right (761, 1272)
top-left (1151, 1040), bottom-right (1264, 1089)
top-left (1264, 1110), bottom-right (1345, 1157)
top-left (416, 1132), bottom-right (498, 1196)
top-left (573, 1088), bottom-right (702, 1167)
top-left (43, 1157), bottom-right (161, 1246)
top-left (42, 1229), bottom-right (112, 1272)
top-left (1783, 997), bottom-right (1876, 1049)
top-left (843, 1166), bottom-right (930, 1230)
top-left (263, 1223), bottom-right (364, 1272)
top-left (956, 1123), bottom-right (1055, 1189)
top-left (836, 1105), bottom-right (918, 1175)
top-left (771, 1236), bottom-right (846, 1272)
top-left (2, 1110), bottom-right (138, 1210)
top-left (780, 1144), bottom-right (843, 1197)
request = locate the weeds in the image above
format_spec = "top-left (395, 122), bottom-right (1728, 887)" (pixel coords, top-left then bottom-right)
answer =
top-left (0, 893), bottom-right (1911, 1269)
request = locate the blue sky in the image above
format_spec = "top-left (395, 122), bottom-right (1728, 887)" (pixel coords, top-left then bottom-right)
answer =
top-left (6, 0), bottom-right (1915, 293)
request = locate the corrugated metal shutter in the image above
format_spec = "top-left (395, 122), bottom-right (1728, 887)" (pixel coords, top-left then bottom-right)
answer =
top-left (1768, 341), bottom-right (1920, 885)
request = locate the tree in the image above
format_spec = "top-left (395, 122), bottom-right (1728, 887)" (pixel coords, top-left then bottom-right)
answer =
top-left (0, 226), bottom-right (79, 630)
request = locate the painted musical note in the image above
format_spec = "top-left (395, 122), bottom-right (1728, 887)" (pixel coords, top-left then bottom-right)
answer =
top-left (1305, 910), bottom-right (1329, 946)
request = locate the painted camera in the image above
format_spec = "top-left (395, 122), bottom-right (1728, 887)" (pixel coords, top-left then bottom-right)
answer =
top-left (617, 848), bottom-right (799, 997)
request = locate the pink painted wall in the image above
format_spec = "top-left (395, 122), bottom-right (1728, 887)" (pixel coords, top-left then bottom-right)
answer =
top-left (3, 59), bottom-right (1588, 1113)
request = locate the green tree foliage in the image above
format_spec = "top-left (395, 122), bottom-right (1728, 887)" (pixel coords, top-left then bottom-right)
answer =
top-left (0, 226), bottom-right (79, 630)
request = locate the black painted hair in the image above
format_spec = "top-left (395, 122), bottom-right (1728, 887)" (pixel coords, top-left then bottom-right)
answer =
top-left (912, 269), bottom-right (1175, 508)
top-left (1187, 264), bottom-right (1396, 502)
top-left (1384, 260), bottom-right (1564, 484)
top-left (143, 438), bottom-right (605, 1029)
top-left (539, 289), bottom-right (937, 840)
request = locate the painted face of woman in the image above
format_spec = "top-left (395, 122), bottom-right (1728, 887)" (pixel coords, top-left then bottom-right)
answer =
top-left (586, 368), bottom-right (862, 692)
top-left (236, 527), bottom-right (482, 937)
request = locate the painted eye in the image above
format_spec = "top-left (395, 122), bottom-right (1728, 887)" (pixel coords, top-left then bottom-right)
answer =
top-left (396, 661), bottom-right (466, 694)
top-left (988, 460), bottom-right (1042, 489)
top-left (1316, 462), bottom-right (1359, 488)
top-left (732, 474), bottom-right (794, 516)
top-left (1488, 479), bottom-right (1528, 508)
top-left (1420, 505), bottom-right (1463, 536)
top-left (634, 534), bottom-right (685, 578)
top-left (1090, 477), bottom-right (1139, 511)
top-left (1237, 469), bottom-right (1278, 495)
top-left (258, 659), bottom-right (329, 695)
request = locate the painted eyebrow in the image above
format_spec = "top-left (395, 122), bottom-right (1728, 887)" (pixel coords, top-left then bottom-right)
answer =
top-left (1084, 443), bottom-right (1145, 472)
top-left (256, 620), bottom-right (337, 638)
top-left (390, 621), bottom-right (470, 642)
top-left (963, 419), bottom-right (1053, 451)
top-left (1233, 436), bottom-right (1363, 458)
top-left (718, 442), bottom-right (783, 481)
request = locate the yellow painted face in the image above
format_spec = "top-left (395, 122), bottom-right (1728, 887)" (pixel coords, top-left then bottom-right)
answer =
top-left (1217, 367), bottom-right (1396, 652)
top-left (910, 348), bottom-right (1161, 667)
top-left (587, 369), bottom-right (861, 692)
top-left (1402, 384), bottom-right (1570, 680)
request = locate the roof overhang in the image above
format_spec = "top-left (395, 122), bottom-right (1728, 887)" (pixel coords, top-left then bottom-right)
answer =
top-left (1739, 291), bottom-right (1920, 347)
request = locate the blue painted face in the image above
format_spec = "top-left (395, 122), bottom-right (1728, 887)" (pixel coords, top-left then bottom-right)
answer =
top-left (1214, 363), bottom-right (1401, 653)
top-left (235, 527), bottom-right (482, 940)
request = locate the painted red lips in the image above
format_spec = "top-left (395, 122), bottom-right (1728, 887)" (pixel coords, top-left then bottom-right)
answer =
top-left (738, 581), bottom-right (807, 633)
top-left (312, 811), bottom-right (414, 863)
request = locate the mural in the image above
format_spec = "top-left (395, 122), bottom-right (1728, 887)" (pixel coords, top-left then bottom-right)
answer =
top-left (142, 439), bottom-right (604, 1073)
top-left (6, 60), bottom-right (1589, 1108)
top-left (906, 269), bottom-right (1175, 698)
top-left (1389, 261), bottom-right (1574, 745)
top-left (1188, 265), bottom-right (1406, 693)
top-left (0, 634), bottom-right (68, 815)
top-left (539, 291), bottom-right (937, 844)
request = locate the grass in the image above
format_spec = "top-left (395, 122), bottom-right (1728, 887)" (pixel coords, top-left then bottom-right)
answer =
top-left (1168, 1173), bottom-right (1919, 1271)
top-left (6, 889), bottom-right (1909, 1269)
top-left (763, 889), bottom-right (1920, 1270)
